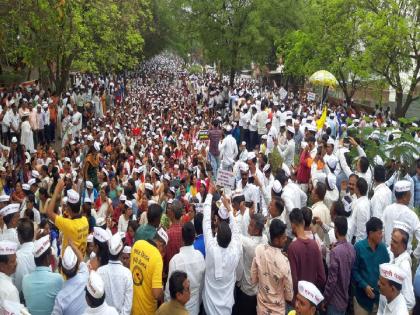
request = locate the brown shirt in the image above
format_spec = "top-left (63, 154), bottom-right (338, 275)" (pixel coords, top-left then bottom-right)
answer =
top-left (155, 300), bottom-right (188, 315)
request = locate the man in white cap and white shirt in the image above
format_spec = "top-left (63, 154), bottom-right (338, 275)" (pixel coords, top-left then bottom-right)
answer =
top-left (377, 263), bottom-right (409, 315)
top-left (382, 180), bottom-right (420, 259)
top-left (97, 233), bottom-right (133, 315)
top-left (218, 125), bottom-right (238, 172)
top-left (0, 240), bottom-right (19, 303)
top-left (294, 280), bottom-right (324, 315)
top-left (279, 125), bottom-right (295, 168)
top-left (202, 182), bottom-right (241, 315)
top-left (53, 243), bottom-right (89, 315)
top-left (22, 235), bottom-right (63, 315)
top-left (370, 165), bottom-right (393, 219)
top-left (0, 203), bottom-right (20, 244)
top-left (379, 221), bottom-right (415, 311)
top-left (13, 218), bottom-right (35, 295)
top-left (164, 221), bottom-right (205, 315)
top-left (83, 271), bottom-right (118, 315)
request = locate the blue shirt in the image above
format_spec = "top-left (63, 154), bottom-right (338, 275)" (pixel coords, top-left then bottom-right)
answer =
top-left (352, 239), bottom-right (390, 312)
top-left (22, 266), bottom-right (64, 315)
top-left (52, 262), bottom-right (89, 315)
top-left (413, 174), bottom-right (420, 208)
top-left (414, 263), bottom-right (420, 297)
top-left (193, 234), bottom-right (206, 258)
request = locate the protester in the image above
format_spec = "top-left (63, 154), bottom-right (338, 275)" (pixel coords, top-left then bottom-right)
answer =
top-left (0, 53), bottom-right (419, 314)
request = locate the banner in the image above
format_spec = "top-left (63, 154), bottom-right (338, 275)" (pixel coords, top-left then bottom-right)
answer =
top-left (216, 170), bottom-right (235, 189)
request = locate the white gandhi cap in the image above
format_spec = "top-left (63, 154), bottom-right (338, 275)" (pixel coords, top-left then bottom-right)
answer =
top-left (0, 240), bottom-right (17, 255)
top-left (33, 235), bottom-right (50, 258)
top-left (379, 263), bottom-right (406, 285)
top-left (62, 246), bottom-right (77, 270)
top-left (298, 280), bottom-right (324, 306)
top-left (86, 271), bottom-right (105, 299)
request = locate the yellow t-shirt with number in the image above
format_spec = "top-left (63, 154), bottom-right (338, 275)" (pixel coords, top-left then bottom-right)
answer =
top-left (130, 240), bottom-right (163, 315)
top-left (55, 216), bottom-right (89, 257)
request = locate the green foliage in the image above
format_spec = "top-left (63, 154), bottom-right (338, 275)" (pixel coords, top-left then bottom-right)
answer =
top-left (268, 146), bottom-right (283, 174)
top-left (187, 64), bottom-right (203, 75)
top-left (1, 0), bottom-right (152, 92)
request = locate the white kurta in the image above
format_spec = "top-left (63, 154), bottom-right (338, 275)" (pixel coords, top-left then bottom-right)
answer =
top-left (377, 293), bottom-right (409, 315)
top-left (382, 203), bottom-right (420, 259)
top-left (371, 183), bottom-right (392, 219)
top-left (97, 261), bottom-right (133, 315)
top-left (0, 272), bottom-right (20, 303)
top-left (82, 302), bottom-right (119, 315)
top-left (202, 194), bottom-right (241, 315)
top-left (13, 242), bottom-right (35, 293)
top-left (20, 120), bottom-right (34, 153)
top-left (164, 245), bottom-right (205, 315)
top-left (348, 196), bottom-right (371, 242)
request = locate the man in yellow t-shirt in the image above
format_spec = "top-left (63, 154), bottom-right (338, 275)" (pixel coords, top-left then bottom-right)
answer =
top-left (130, 227), bottom-right (168, 315)
top-left (46, 179), bottom-right (89, 257)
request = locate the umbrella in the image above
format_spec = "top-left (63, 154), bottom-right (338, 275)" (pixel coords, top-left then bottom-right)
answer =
top-left (309, 70), bottom-right (338, 88)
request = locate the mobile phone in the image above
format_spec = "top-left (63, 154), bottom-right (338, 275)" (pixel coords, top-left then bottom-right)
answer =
top-left (248, 176), bottom-right (254, 184)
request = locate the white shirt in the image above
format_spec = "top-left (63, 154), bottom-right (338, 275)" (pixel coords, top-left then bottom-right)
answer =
top-left (203, 194), bottom-right (241, 315)
top-left (266, 126), bottom-right (278, 153)
top-left (377, 293), bottom-right (409, 315)
top-left (378, 250), bottom-right (415, 310)
top-left (82, 302), bottom-right (119, 315)
top-left (311, 201), bottom-right (331, 240)
top-left (13, 242), bottom-right (35, 293)
top-left (371, 183), bottom-right (393, 219)
top-left (382, 203), bottom-right (420, 259)
top-left (97, 260), bottom-right (133, 315)
top-left (0, 227), bottom-right (19, 245)
top-left (118, 215), bottom-right (129, 233)
top-left (0, 272), bottom-right (20, 303)
top-left (279, 139), bottom-right (295, 167)
top-left (348, 196), bottom-right (371, 242)
top-left (324, 188), bottom-right (339, 211)
top-left (235, 181), bottom-right (260, 211)
top-left (281, 182), bottom-right (308, 237)
top-left (236, 234), bottom-right (266, 296)
top-left (219, 134), bottom-right (238, 167)
top-left (164, 245), bottom-right (205, 315)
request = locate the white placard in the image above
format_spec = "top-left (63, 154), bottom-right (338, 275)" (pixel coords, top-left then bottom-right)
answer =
top-left (216, 170), bottom-right (235, 189)
top-left (307, 92), bottom-right (316, 101)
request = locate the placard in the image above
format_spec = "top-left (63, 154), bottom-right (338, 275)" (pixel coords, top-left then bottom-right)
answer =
top-left (198, 130), bottom-right (209, 140)
top-left (307, 92), bottom-right (316, 101)
top-left (216, 170), bottom-right (235, 189)
top-left (279, 87), bottom-right (288, 100)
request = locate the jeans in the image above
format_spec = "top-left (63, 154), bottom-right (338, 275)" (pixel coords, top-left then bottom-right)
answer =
top-left (208, 152), bottom-right (220, 181)
top-left (327, 304), bottom-right (346, 315)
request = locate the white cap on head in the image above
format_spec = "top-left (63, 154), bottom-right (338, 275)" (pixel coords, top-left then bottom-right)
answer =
top-left (379, 263), bottom-right (406, 285)
top-left (218, 206), bottom-right (229, 220)
top-left (28, 178), bottom-right (36, 186)
top-left (94, 142), bottom-right (101, 152)
top-left (0, 195), bottom-right (10, 202)
top-left (0, 203), bottom-right (20, 217)
top-left (298, 280), bottom-right (324, 306)
top-left (241, 141), bottom-right (246, 146)
top-left (395, 180), bottom-right (411, 193)
top-left (225, 125), bottom-right (232, 132)
top-left (87, 135), bottom-right (94, 141)
top-left (87, 234), bottom-right (94, 243)
top-left (145, 183), bottom-right (153, 191)
top-left (327, 138), bottom-right (335, 146)
top-left (261, 134), bottom-right (268, 140)
top-left (67, 189), bottom-right (80, 204)
top-left (163, 174), bottom-right (171, 182)
top-left (263, 164), bottom-right (271, 173)
top-left (33, 235), bottom-right (50, 258)
top-left (86, 271), bottom-right (105, 299)
top-left (287, 126), bottom-right (295, 134)
top-left (272, 180), bottom-right (282, 194)
top-left (0, 240), bottom-right (17, 255)
top-left (308, 125), bottom-right (317, 133)
top-left (62, 246), bottom-right (77, 270)
top-left (119, 194), bottom-right (127, 202)
top-left (157, 227), bottom-right (168, 245)
top-left (247, 152), bottom-right (256, 160)
top-left (22, 183), bottom-right (30, 191)
top-left (326, 155), bottom-right (338, 170)
top-left (393, 221), bottom-right (411, 234)
top-left (123, 246), bottom-right (132, 254)
top-left (83, 196), bottom-right (92, 203)
top-left (32, 170), bottom-right (40, 178)
top-left (93, 227), bottom-right (111, 243)
top-left (108, 233), bottom-right (123, 256)
top-left (125, 200), bottom-right (133, 208)
top-left (240, 162), bottom-right (249, 173)
top-left (327, 173), bottom-right (336, 190)
top-left (86, 181), bottom-right (93, 189)
top-left (11, 137), bottom-right (18, 143)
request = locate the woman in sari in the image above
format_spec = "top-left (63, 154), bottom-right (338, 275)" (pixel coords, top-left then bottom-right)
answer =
top-left (82, 145), bottom-right (100, 190)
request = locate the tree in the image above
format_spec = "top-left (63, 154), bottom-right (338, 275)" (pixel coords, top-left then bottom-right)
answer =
top-left (283, 0), bottom-right (371, 104)
top-left (1, 0), bottom-right (152, 92)
top-left (189, 0), bottom-right (301, 86)
top-left (359, 0), bottom-right (420, 118)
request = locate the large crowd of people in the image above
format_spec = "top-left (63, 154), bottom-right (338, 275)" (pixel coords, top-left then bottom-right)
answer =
top-left (0, 52), bottom-right (419, 315)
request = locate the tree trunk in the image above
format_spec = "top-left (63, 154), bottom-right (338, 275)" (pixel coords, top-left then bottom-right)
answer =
top-left (394, 90), bottom-right (404, 118)
top-left (229, 67), bottom-right (235, 87)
